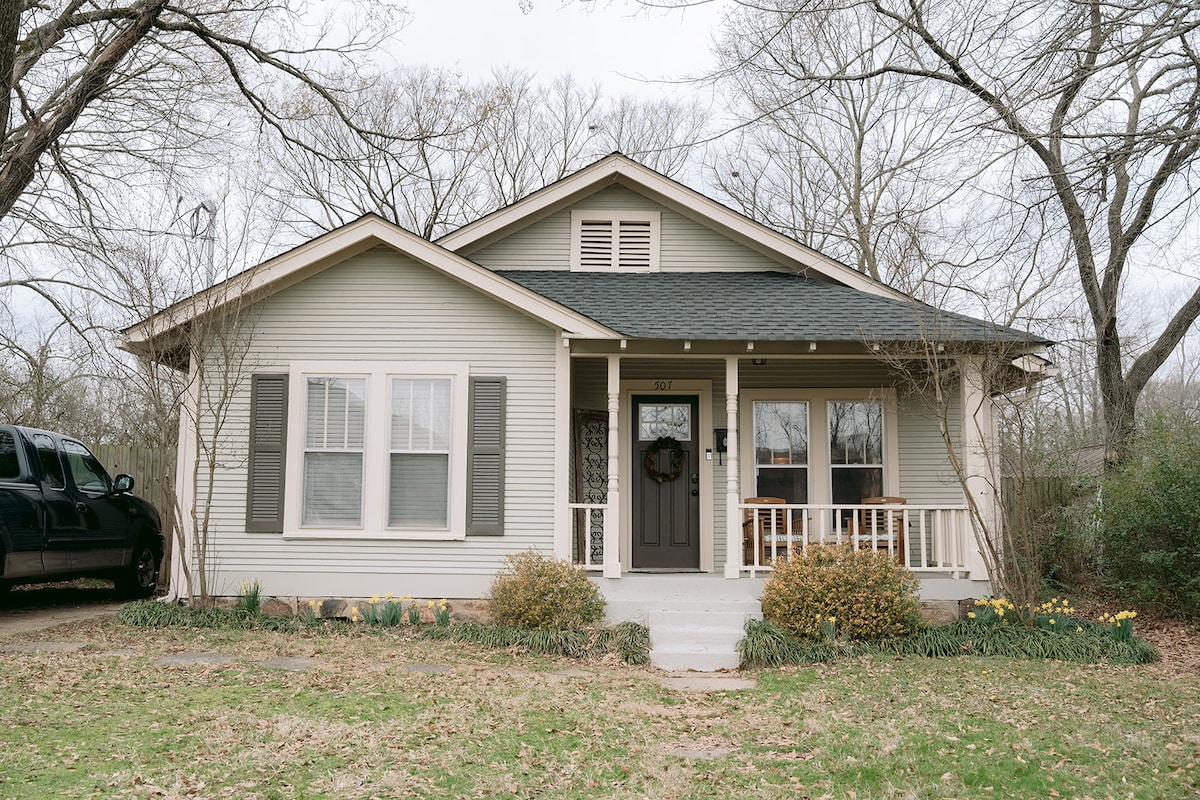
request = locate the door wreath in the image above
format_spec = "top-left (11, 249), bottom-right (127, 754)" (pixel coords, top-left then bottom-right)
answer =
top-left (644, 436), bottom-right (685, 483)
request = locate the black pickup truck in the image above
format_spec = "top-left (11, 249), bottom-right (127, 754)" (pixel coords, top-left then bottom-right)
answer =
top-left (0, 425), bottom-right (163, 597)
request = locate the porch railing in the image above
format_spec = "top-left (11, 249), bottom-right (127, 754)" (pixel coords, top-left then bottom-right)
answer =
top-left (570, 502), bottom-right (608, 571)
top-left (739, 502), bottom-right (973, 577)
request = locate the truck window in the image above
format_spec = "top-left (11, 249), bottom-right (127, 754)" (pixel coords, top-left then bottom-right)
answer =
top-left (61, 440), bottom-right (111, 494)
top-left (32, 433), bottom-right (66, 489)
top-left (0, 431), bottom-right (18, 479)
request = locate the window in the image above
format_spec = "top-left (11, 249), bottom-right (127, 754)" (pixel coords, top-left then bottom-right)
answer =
top-left (267, 362), bottom-right (504, 539)
top-left (0, 430), bottom-right (18, 480)
top-left (753, 401), bottom-right (809, 504)
top-left (32, 433), bottom-right (65, 489)
top-left (639, 403), bottom-right (691, 440)
top-left (302, 376), bottom-right (366, 527)
top-left (388, 377), bottom-right (451, 528)
top-left (828, 401), bottom-right (884, 505)
top-left (570, 210), bottom-right (660, 271)
top-left (61, 439), bottom-right (111, 493)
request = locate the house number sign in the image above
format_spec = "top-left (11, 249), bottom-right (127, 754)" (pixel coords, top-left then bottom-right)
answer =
top-left (653, 380), bottom-right (673, 390)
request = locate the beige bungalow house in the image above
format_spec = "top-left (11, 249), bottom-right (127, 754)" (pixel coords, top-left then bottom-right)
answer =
top-left (123, 154), bottom-right (1048, 667)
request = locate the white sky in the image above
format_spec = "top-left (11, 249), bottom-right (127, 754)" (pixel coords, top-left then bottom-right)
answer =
top-left (395, 1), bottom-right (727, 96)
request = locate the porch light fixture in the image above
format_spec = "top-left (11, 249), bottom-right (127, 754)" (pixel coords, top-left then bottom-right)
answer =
top-left (808, 341), bottom-right (817, 352)
top-left (751, 358), bottom-right (768, 366)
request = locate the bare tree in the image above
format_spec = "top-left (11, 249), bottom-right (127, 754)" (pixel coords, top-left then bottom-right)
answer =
top-left (267, 67), bottom-right (710, 240)
top-left (700, 0), bottom-right (1200, 459)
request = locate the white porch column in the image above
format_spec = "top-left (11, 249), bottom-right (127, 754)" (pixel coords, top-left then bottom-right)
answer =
top-left (603, 355), bottom-right (622, 579)
top-left (960, 355), bottom-right (999, 581)
top-left (553, 336), bottom-right (571, 560)
top-left (724, 357), bottom-right (741, 579)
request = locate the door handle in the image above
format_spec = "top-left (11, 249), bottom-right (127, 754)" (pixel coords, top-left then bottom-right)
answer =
top-left (691, 473), bottom-right (699, 484)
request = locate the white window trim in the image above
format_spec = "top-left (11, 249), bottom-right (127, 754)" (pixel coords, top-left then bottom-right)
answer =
top-left (569, 209), bottom-right (661, 272)
top-left (283, 360), bottom-right (469, 540)
top-left (740, 389), bottom-right (899, 505)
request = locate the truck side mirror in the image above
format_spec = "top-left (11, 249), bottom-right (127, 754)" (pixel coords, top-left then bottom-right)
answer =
top-left (113, 474), bottom-right (135, 494)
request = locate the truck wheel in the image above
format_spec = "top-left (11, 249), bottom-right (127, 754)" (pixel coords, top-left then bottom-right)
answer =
top-left (116, 540), bottom-right (160, 598)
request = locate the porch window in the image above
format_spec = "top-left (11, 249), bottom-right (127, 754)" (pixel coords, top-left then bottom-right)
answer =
top-left (753, 401), bottom-right (809, 503)
top-left (828, 400), bottom-right (884, 505)
top-left (388, 377), bottom-right (452, 528)
top-left (302, 376), bottom-right (366, 526)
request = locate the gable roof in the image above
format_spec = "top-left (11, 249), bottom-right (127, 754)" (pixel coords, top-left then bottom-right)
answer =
top-left (437, 152), bottom-right (908, 302)
top-left (122, 214), bottom-right (620, 364)
top-left (498, 270), bottom-right (1049, 344)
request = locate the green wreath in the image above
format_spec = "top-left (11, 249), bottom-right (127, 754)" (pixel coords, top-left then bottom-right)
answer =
top-left (644, 436), bottom-right (685, 483)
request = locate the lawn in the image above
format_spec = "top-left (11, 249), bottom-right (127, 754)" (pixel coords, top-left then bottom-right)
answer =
top-left (0, 616), bottom-right (1196, 799)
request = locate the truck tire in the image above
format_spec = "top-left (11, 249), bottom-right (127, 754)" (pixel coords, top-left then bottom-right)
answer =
top-left (115, 539), bottom-right (160, 598)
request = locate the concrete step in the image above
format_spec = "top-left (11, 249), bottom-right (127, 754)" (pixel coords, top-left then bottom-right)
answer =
top-left (606, 599), bottom-right (761, 625)
top-left (646, 608), bottom-right (757, 672)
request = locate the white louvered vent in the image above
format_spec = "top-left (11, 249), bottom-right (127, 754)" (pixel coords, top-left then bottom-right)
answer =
top-left (571, 210), bottom-right (660, 271)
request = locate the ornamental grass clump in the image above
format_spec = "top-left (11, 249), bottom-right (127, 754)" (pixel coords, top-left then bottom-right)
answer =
top-left (759, 544), bottom-right (921, 641)
top-left (488, 551), bottom-right (606, 629)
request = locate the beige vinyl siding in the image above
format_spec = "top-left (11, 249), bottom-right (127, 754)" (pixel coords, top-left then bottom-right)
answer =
top-left (467, 186), bottom-right (788, 273)
top-left (189, 246), bottom-right (558, 594)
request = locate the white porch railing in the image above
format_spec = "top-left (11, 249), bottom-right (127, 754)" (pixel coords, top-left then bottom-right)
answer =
top-left (739, 502), bottom-right (973, 577)
top-left (569, 501), bottom-right (975, 578)
top-left (570, 502), bottom-right (608, 571)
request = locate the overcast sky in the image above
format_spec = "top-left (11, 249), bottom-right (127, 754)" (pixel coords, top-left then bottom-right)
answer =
top-left (396, 1), bottom-right (727, 96)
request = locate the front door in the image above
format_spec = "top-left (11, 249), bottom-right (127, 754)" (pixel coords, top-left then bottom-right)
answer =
top-left (631, 395), bottom-right (700, 569)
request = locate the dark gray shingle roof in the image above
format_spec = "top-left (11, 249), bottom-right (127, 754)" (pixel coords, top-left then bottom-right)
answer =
top-left (497, 270), bottom-right (1045, 344)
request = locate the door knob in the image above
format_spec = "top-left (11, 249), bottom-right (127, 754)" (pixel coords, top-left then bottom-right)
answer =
top-left (691, 489), bottom-right (699, 496)
top-left (691, 473), bottom-right (699, 483)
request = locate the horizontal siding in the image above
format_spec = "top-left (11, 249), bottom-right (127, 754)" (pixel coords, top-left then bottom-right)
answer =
top-left (190, 246), bottom-right (560, 593)
top-left (469, 186), bottom-right (787, 273)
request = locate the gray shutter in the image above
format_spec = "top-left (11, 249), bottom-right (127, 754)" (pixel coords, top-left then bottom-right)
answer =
top-left (246, 373), bottom-right (288, 532)
top-left (466, 376), bottom-right (505, 536)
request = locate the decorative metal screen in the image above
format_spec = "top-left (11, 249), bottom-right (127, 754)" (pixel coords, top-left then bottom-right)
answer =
top-left (572, 410), bottom-right (608, 564)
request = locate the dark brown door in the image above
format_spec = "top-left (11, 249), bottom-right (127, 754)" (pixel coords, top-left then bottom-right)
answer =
top-left (631, 395), bottom-right (700, 569)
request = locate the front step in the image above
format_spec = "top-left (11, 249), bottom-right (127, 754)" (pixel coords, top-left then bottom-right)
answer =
top-left (647, 609), bottom-right (756, 671)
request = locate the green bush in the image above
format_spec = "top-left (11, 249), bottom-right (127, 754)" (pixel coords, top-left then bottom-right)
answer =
top-left (1100, 420), bottom-right (1200, 617)
top-left (488, 551), bottom-right (606, 629)
top-left (759, 544), bottom-right (921, 641)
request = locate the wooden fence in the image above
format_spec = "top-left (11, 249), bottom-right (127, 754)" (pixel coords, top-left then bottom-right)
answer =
top-left (1001, 476), bottom-right (1081, 523)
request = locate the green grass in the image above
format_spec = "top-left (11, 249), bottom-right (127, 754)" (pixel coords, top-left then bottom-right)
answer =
top-left (0, 615), bottom-right (1195, 798)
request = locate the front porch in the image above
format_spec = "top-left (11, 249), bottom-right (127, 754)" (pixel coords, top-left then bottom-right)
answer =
top-left (563, 351), bottom-right (995, 595)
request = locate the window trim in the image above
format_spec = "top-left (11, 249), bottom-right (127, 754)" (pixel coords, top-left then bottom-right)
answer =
top-left (282, 361), bottom-right (469, 540)
top-left (740, 389), bottom-right (899, 505)
top-left (569, 210), bottom-right (661, 272)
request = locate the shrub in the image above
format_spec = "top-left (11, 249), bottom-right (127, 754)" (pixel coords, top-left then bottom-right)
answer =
top-left (759, 544), bottom-right (921, 641)
top-left (488, 551), bottom-right (606, 629)
top-left (1099, 419), bottom-right (1200, 617)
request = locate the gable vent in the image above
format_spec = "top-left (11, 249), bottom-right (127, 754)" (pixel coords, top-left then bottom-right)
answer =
top-left (571, 210), bottom-right (660, 271)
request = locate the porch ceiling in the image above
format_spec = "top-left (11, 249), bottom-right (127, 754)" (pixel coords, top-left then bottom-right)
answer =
top-left (498, 270), bottom-right (1048, 346)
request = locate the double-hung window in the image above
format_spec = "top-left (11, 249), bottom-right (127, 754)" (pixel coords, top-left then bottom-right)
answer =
top-left (283, 362), bottom-right (472, 539)
top-left (752, 401), bottom-right (810, 504)
top-left (828, 400), bottom-right (884, 505)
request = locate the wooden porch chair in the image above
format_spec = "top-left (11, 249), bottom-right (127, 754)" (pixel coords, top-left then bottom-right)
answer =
top-left (743, 497), bottom-right (800, 565)
top-left (856, 496), bottom-right (906, 563)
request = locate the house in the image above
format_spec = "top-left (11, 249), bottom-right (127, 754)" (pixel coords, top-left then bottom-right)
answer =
top-left (123, 153), bottom-right (1049, 623)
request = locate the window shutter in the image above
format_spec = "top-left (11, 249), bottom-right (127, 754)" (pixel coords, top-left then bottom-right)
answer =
top-left (466, 377), bottom-right (505, 536)
top-left (246, 373), bottom-right (288, 532)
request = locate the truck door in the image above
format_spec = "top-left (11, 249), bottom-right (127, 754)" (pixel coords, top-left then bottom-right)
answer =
top-left (0, 428), bottom-right (45, 579)
top-left (60, 439), bottom-right (129, 571)
top-left (32, 433), bottom-right (79, 575)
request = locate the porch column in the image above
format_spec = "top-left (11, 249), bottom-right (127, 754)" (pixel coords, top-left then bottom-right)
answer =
top-left (960, 355), bottom-right (998, 581)
top-left (724, 356), bottom-right (741, 579)
top-left (603, 355), bottom-right (622, 579)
